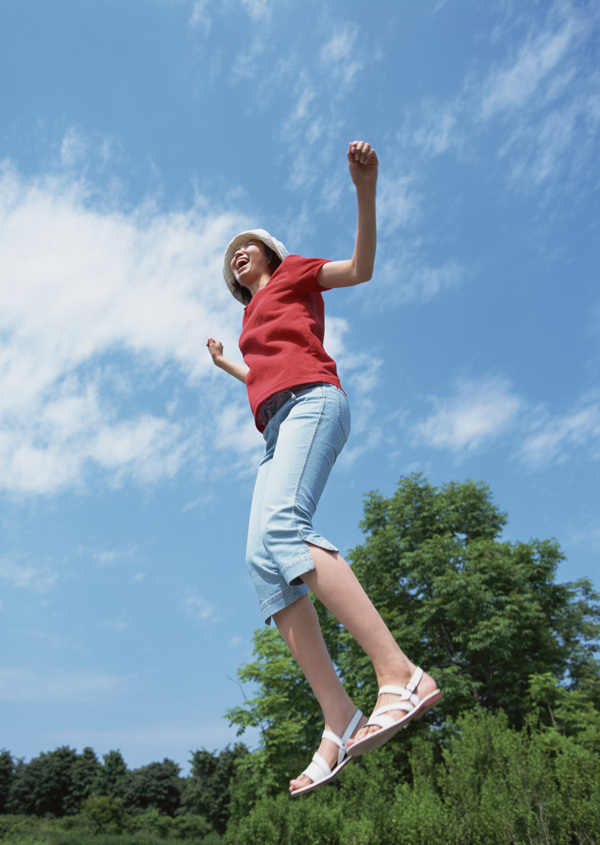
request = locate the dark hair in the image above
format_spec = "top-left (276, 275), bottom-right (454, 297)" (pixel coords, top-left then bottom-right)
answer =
top-left (235, 283), bottom-right (252, 306)
top-left (263, 243), bottom-right (283, 275)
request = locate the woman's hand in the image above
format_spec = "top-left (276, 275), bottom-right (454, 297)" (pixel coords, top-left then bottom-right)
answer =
top-left (348, 141), bottom-right (378, 190)
top-left (206, 337), bottom-right (224, 364)
top-left (206, 337), bottom-right (249, 384)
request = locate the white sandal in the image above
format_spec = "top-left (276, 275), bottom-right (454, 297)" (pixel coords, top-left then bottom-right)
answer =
top-left (347, 668), bottom-right (442, 759)
top-left (290, 709), bottom-right (363, 796)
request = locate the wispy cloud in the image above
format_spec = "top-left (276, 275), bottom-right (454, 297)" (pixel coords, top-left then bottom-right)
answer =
top-left (274, 23), bottom-right (370, 192)
top-left (405, 1), bottom-right (599, 199)
top-left (319, 24), bottom-right (363, 89)
top-left (325, 316), bottom-right (381, 396)
top-left (412, 377), bottom-right (600, 470)
top-left (90, 546), bottom-right (137, 568)
top-left (189, 0), bottom-right (212, 31)
top-left (0, 557), bottom-right (57, 592)
top-left (519, 396), bottom-right (600, 468)
top-left (479, 15), bottom-right (579, 119)
top-left (377, 254), bottom-right (465, 306)
top-left (409, 100), bottom-right (461, 157)
top-left (377, 174), bottom-right (420, 235)
top-left (182, 589), bottom-right (219, 623)
top-left (213, 402), bottom-right (264, 474)
top-left (413, 375), bottom-right (524, 455)
top-left (187, 0), bottom-right (272, 33)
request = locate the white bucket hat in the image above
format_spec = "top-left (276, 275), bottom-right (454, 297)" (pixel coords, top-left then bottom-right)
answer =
top-left (223, 229), bottom-right (289, 304)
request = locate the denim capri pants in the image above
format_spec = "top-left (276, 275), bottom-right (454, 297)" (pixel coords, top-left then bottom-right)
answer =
top-left (246, 383), bottom-right (351, 624)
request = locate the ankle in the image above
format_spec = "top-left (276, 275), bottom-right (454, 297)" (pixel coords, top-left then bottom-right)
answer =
top-left (375, 657), bottom-right (416, 690)
top-left (323, 699), bottom-right (359, 736)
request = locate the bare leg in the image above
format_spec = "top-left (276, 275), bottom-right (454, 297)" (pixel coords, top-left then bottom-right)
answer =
top-left (273, 594), bottom-right (366, 792)
top-left (302, 545), bottom-right (438, 747)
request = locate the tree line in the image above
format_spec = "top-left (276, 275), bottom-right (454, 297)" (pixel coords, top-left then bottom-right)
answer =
top-left (0, 744), bottom-right (247, 839)
top-left (1, 475), bottom-right (599, 844)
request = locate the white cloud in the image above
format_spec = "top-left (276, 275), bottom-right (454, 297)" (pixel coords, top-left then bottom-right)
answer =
top-left (186, 0), bottom-right (273, 37)
top-left (410, 101), bottom-right (461, 157)
top-left (319, 24), bottom-right (363, 89)
top-left (413, 376), bottom-right (524, 454)
top-left (480, 17), bottom-right (579, 119)
top-left (273, 20), bottom-right (373, 191)
top-left (189, 0), bottom-right (212, 31)
top-left (404, 2), bottom-right (599, 200)
top-left (60, 127), bottom-right (89, 169)
top-left (0, 159), bottom-right (247, 495)
top-left (377, 174), bottom-right (419, 235)
top-left (0, 557), bottom-right (57, 592)
top-left (182, 589), bottom-right (218, 623)
top-left (519, 397), bottom-right (600, 468)
top-left (378, 254), bottom-right (465, 306)
top-left (239, 0), bottom-right (271, 22)
top-left (91, 546), bottom-right (137, 568)
top-left (411, 377), bottom-right (600, 469)
top-left (325, 316), bottom-right (381, 397)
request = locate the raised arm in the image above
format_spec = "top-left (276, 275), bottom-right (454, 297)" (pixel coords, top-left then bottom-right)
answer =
top-left (318, 140), bottom-right (378, 289)
top-left (206, 338), bottom-right (249, 384)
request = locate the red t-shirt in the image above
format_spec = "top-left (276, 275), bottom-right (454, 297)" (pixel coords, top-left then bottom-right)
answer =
top-left (239, 254), bottom-right (343, 431)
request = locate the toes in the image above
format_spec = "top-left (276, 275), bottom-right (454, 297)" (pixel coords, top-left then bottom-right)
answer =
top-left (289, 774), bottom-right (311, 792)
top-left (347, 724), bottom-right (376, 745)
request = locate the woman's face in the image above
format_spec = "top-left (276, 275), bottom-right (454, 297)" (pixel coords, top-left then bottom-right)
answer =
top-left (230, 240), bottom-right (271, 288)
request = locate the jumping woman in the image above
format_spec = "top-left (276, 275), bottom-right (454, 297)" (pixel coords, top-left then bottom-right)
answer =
top-left (207, 140), bottom-right (441, 796)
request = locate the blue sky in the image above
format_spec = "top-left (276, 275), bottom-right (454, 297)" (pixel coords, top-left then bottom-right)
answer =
top-left (1, 0), bottom-right (599, 773)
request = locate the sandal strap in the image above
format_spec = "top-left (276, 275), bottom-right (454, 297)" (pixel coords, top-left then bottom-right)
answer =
top-left (321, 709), bottom-right (363, 767)
top-left (302, 752), bottom-right (331, 783)
top-left (365, 700), bottom-right (414, 730)
top-left (405, 667), bottom-right (424, 694)
top-left (322, 729), bottom-right (345, 752)
top-left (366, 669), bottom-right (427, 729)
top-left (378, 668), bottom-right (424, 707)
top-left (377, 685), bottom-right (420, 708)
top-left (300, 709), bottom-right (363, 784)
top-left (341, 709), bottom-right (363, 744)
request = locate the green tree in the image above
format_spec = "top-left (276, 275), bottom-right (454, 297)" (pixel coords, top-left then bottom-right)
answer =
top-left (82, 793), bottom-right (127, 834)
top-left (331, 475), bottom-right (600, 728)
top-left (181, 744), bottom-right (249, 835)
top-left (91, 750), bottom-right (131, 801)
top-left (0, 750), bottom-right (14, 813)
top-left (64, 747), bottom-right (101, 815)
top-left (123, 758), bottom-right (183, 816)
top-left (528, 671), bottom-right (600, 751)
top-left (6, 746), bottom-right (78, 817)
